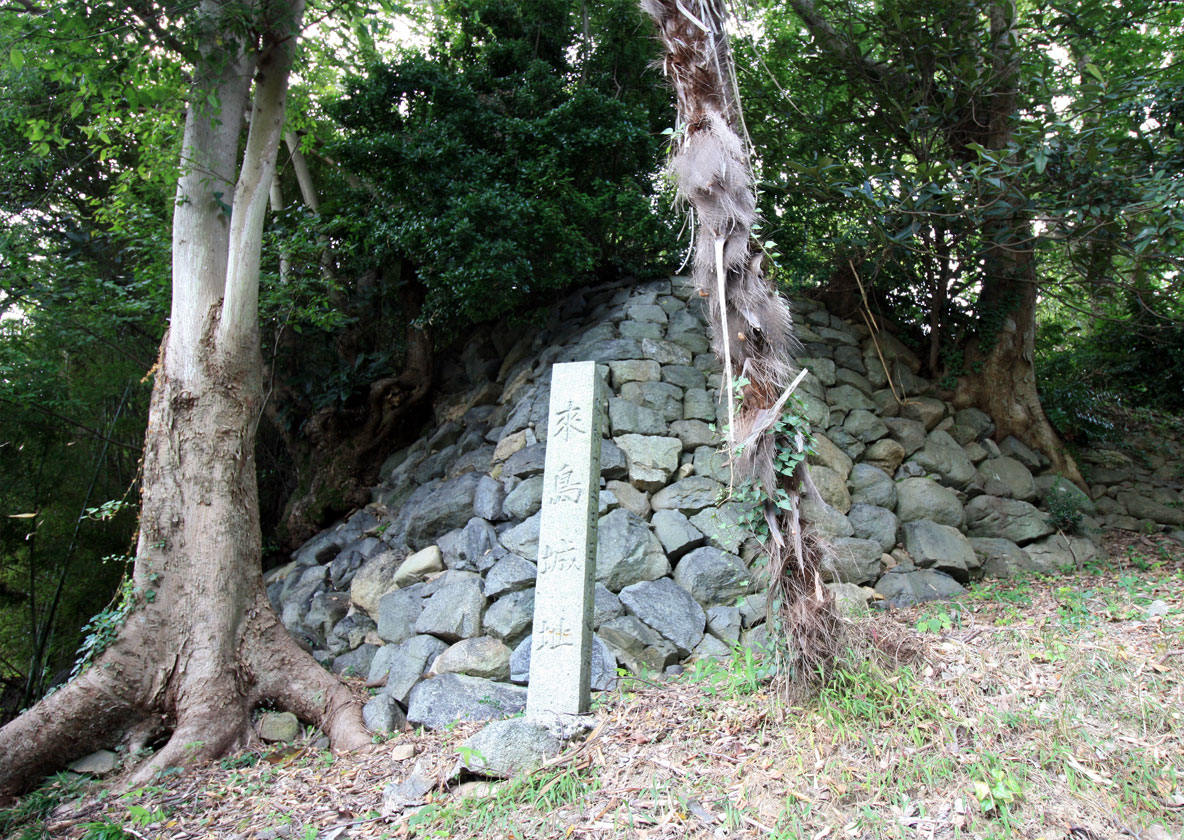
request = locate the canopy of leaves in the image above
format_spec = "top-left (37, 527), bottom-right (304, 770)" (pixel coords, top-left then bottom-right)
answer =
top-left (736, 0), bottom-right (1184, 417)
top-left (326, 0), bottom-right (679, 334)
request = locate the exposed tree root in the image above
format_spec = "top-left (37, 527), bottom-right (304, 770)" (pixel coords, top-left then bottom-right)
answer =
top-left (0, 660), bottom-right (141, 801)
top-left (0, 596), bottom-right (369, 803)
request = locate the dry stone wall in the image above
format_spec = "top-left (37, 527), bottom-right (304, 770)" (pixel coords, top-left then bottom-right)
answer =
top-left (265, 277), bottom-right (1184, 732)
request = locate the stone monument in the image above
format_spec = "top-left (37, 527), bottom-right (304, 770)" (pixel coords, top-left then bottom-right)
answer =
top-left (525, 361), bottom-right (603, 718)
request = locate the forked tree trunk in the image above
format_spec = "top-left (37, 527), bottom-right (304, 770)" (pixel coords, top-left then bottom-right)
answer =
top-left (0, 0), bottom-right (368, 800)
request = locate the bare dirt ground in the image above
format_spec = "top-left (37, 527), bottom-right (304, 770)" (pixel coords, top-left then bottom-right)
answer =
top-left (5, 532), bottom-right (1183, 840)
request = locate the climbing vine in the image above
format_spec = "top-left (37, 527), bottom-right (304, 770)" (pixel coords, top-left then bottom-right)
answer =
top-left (69, 565), bottom-right (159, 682)
top-left (731, 383), bottom-right (815, 548)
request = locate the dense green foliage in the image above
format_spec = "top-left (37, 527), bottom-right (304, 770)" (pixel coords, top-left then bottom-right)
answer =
top-left (327, 0), bottom-right (678, 333)
top-left (0, 2), bottom-right (174, 711)
top-left (0, 0), bottom-right (678, 709)
top-left (1, 0), bottom-right (1182, 718)
top-left (736, 0), bottom-right (1184, 421)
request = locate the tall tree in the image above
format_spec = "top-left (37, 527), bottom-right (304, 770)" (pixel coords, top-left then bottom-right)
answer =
top-left (0, 0), bottom-right (368, 796)
top-left (765, 0), bottom-right (1084, 483)
top-left (640, 0), bottom-right (841, 680)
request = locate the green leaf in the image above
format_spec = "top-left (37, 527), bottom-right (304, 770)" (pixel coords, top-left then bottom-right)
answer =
top-left (10, 48), bottom-right (23, 70)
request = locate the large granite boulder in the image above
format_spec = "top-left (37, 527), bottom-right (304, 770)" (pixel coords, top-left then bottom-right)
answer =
top-left (874, 568), bottom-right (965, 607)
top-left (404, 472), bottom-right (483, 548)
top-left (976, 457), bottom-right (1037, 501)
top-left (598, 615), bottom-right (679, 674)
top-left (824, 537), bottom-right (883, 584)
top-left (847, 504), bottom-right (899, 552)
top-left (672, 547), bottom-right (754, 607)
top-left (431, 637), bottom-right (513, 681)
top-left (614, 434), bottom-right (682, 491)
top-left (848, 463), bottom-right (897, 510)
top-left (901, 520), bottom-right (978, 582)
top-left (968, 538), bottom-right (1030, 578)
top-left (415, 577), bottom-right (486, 641)
top-left (809, 465), bottom-right (852, 513)
top-left (406, 674), bottom-right (527, 729)
top-left (651, 477), bottom-right (725, 514)
top-left (907, 430), bottom-right (976, 489)
top-left (1022, 534), bottom-right (1102, 572)
top-left (896, 477), bottom-right (965, 528)
top-left (964, 496), bottom-right (1054, 545)
top-left (458, 719), bottom-right (561, 779)
top-left (595, 509), bottom-right (670, 591)
top-left (619, 577), bottom-right (706, 655)
top-left (350, 551), bottom-right (406, 616)
top-left (651, 509), bottom-right (706, 560)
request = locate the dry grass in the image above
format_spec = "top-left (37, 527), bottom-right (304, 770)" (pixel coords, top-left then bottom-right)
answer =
top-left (5, 535), bottom-right (1183, 840)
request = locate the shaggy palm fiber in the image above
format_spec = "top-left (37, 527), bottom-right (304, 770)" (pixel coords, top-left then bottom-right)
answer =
top-left (640, 0), bottom-right (843, 685)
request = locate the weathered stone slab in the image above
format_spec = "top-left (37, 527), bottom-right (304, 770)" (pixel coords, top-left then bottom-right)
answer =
top-left (503, 476), bottom-right (544, 519)
top-left (527, 362), bottom-right (603, 719)
top-left (406, 673), bottom-right (527, 730)
top-left (458, 718), bottom-right (561, 779)
top-left (896, 477), bottom-right (964, 528)
top-left (614, 434), bottom-right (681, 491)
top-left (976, 457), bottom-right (1037, 501)
top-left (598, 615), bottom-right (679, 674)
top-left (901, 520), bottom-right (977, 582)
top-left (483, 554), bottom-right (537, 598)
top-left (483, 588), bottom-right (535, 646)
top-left (404, 472), bottom-right (483, 548)
top-left (848, 463), bottom-right (897, 509)
top-left (432, 636), bottom-right (513, 681)
top-left (381, 635), bottom-right (449, 703)
top-left (672, 547), bottom-right (753, 606)
top-left (651, 509), bottom-right (706, 560)
top-left (651, 477), bottom-right (724, 514)
top-left (964, 496), bottom-right (1054, 544)
top-left (874, 568), bottom-right (964, 607)
top-left (618, 577), bottom-right (706, 655)
top-left (823, 537), bottom-right (882, 584)
top-left (414, 578), bottom-right (485, 642)
top-left (376, 588), bottom-right (424, 644)
top-left (595, 509), bottom-right (670, 591)
top-left (608, 398), bottom-right (667, 435)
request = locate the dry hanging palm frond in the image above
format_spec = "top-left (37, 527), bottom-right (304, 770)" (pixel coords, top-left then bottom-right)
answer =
top-left (641, 0), bottom-right (843, 688)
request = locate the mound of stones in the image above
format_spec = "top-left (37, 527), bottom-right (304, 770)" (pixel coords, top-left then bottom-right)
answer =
top-left (264, 277), bottom-right (1184, 733)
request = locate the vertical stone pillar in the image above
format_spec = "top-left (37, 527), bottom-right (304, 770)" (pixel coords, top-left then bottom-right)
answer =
top-left (526, 361), bottom-right (602, 718)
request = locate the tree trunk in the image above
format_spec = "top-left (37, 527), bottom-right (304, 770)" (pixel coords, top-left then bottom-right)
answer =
top-left (952, 0), bottom-right (1085, 488)
top-left (641, 0), bottom-right (841, 686)
top-left (0, 0), bottom-right (369, 800)
top-left (953, 237), bottom-right (1086, 487)
top-left (790, 0), bottom-right (1084, 487)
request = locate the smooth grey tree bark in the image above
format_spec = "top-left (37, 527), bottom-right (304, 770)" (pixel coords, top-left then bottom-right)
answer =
top-left (0, 0), bottom-right (369, 798)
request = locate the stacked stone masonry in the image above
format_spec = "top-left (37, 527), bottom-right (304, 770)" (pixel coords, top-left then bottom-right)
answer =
top-left (265, 278), bottom-right (1184, 732)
